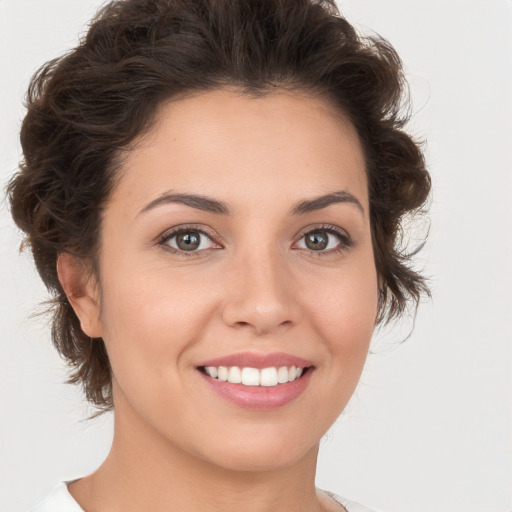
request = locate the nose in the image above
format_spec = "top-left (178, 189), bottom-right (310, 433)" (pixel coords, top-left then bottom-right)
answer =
top-left (221, 246), bottom-right (298, 336)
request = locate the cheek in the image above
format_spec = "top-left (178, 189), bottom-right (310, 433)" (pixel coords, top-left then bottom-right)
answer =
top-left (97, 260), bottom-right (218, 383)
top-left (305, 258), bottom-right (378, 365)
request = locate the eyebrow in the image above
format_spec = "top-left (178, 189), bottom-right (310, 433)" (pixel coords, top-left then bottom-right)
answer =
top-left (139, 192), bottom-right (231, 216)
top-left (290, 191), bottom-right (364, 216)
top-left (138, 190), bottom-right (364, 217)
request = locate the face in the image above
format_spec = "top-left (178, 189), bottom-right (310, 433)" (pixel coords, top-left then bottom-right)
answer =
top-left (76, 88), bottom-right (378, 472)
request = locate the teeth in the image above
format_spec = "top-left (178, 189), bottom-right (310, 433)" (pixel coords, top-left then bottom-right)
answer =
top-left (218, 366), bottom-right (228, 381)
top-left (241, 367), bottom-right (260, 386)
top-left (228, 366), bottom-right (242, 384)
top-left (202, 365), bottom-right (307, 387)
top-left (260, 367), bottom-right (278, 386)
top-left (205, 366), bottom-right (218, 378)
top-left (277, 366), bottom-right (289, 383)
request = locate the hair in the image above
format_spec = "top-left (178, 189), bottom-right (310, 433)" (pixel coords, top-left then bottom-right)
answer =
top-left (8, 0), bottom-right (430, 413)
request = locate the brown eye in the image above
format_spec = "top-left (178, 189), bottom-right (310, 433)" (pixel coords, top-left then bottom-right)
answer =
top-left (176, 231), bottom-right (201, 251)
top-left (161, 228), bottom-right (218, 253)
top-left (295, 226), bottom-right (352, 254)
top-left (304, 231), bottom-right (329, 250)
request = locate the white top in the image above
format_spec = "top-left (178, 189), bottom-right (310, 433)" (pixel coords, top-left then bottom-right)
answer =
top-left (29, 482), bottom-right (382, 512)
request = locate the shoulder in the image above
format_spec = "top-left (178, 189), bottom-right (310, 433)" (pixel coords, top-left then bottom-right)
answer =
top-left (29, 482), bottom-right (84, 512)
top-left (322, 489), bottom-right (384, 512)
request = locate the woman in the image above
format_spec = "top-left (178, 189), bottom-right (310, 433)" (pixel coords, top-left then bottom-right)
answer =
top-left (8, 0), bottom-right (430, 510)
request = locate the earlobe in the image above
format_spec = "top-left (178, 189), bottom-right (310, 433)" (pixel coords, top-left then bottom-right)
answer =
top-left (57, 252), bottom-right (103, 338)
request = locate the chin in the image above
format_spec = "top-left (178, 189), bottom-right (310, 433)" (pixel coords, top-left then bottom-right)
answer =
top-left (189, 427), bottom-right (320, 473)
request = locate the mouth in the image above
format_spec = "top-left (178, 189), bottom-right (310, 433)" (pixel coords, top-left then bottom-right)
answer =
top-left (197, 365), bottom-right (312, 387)
top-left (195, 353), bottom-right (315, 409)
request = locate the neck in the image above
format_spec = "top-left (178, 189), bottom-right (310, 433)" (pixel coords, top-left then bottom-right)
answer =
top-left (69, 393), bottom-right (327, 512)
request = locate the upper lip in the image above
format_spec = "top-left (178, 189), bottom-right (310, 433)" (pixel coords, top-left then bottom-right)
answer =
top-left (196, 351), bottom-right (314, 369)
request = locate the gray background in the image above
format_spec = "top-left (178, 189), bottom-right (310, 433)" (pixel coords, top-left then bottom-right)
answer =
top-left (1, 1), bottom-right (511, 511)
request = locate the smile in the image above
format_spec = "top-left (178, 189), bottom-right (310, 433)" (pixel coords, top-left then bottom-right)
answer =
top-left (199, 365), bottom-right (307, 387)
top-left (196, 352), bottom-right (314, 409)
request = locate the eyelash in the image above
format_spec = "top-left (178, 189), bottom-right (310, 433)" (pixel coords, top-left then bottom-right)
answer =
top-left (157, 224), bottom-right (353, 257)
top-left (158, 224), bottom-right (219, 257)
top-left (295, 224), bottom-right (353, 255)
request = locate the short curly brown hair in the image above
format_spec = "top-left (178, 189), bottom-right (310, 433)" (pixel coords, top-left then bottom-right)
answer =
top-left (8, 0), bottom-right (430, 413)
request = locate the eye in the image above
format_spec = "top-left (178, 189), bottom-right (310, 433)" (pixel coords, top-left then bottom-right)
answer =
top-left (294, 226), bottom-right (352, 254)
top-left (159, 226), bottom-right (220, 254)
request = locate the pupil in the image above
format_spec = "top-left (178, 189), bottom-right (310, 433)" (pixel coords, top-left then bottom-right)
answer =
top-left (177, 232), bottom-right (200, 251)
top-left (306, 231), bottom-right (328, 250)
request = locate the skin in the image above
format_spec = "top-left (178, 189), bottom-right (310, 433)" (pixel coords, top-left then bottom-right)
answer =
top-left (59, 88), bottom-right (379, 512)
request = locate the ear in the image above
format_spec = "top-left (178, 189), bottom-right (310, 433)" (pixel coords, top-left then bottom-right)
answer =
top-left (57, 252), bottom-right (103, 338)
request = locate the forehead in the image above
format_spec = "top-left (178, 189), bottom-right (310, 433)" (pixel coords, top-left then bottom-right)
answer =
top-left (111, 88), bottom-right (368, 214)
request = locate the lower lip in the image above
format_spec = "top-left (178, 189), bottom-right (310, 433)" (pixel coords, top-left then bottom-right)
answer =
top-left (198, 369), bottom-right (313, 410)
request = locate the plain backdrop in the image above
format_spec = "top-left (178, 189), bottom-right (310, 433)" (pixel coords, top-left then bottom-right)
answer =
top-left (1, 1), bottom-right (511, 511)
